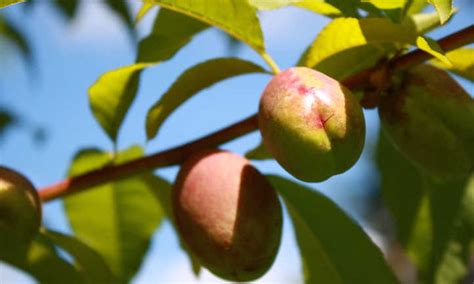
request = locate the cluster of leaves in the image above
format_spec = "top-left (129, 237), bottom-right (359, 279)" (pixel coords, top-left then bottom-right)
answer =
top-left (1, 0), bottom-right (473, 283)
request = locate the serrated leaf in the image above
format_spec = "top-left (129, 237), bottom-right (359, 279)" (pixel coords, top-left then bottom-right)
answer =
top-left (0, 0), bottom-right (24, 9)
top-left (361, 0), bottom-right (406, 10)
top-left (428, 0), bottom-right (453, 24)
top-left (64, 146), bottom-right (164, 283)
top-left (144, 175), bottom-right (202, 276)
top-left (151, 0), bottom-right (264, 51)
top-left (43, 229), bottom-right (115, 284)
top-left (88, 63), bottom-right (152, 142)
top-left (135, 0), bottom-right (155, 23)
top-left (268, 175), bottom-right (398, 284)
top-left (298, 17), bottom-right (416, 78)
top-left (88, 9), bottom-right (207, 142)
top-left (416, 36), bottom-right (451, 66)
top-left (146, 58), bottom-right (267, 140)
top-left (245, 140), bottom-right (273, 160)
top-left (430, 48), bottom-right (474, 82)
top-left (376, 131), bottom-right (473, 283)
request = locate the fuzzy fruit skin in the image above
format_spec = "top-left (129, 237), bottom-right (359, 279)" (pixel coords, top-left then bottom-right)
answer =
top-left (258, 67), bottom-right (365, 182)
top-left (0, 167), bottom-right (42, 252)
top-left (172, 150), bottom-right (282, 281)
top-left (379, 65), bottom-right (474, 179)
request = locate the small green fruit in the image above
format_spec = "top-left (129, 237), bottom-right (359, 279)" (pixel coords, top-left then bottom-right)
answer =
top-left (258, 67), bottom-right (366, 182)
top-left (0, 167), bottom-right (41, 255)
top-left (172, 150), bottom-right (282, 281)
top-left (379, 64), bottom-right (474, 179)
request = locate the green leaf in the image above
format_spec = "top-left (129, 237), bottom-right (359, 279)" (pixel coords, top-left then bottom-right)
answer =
top-left (376, 131), bottom-right (473, 283)
top-left (144, 175), bottom-right (202, 276)
top-left (403, 11), bottom-right (442, 35)
top-left (298, 17), bottom-right (417, 78)
top-left (88, 63), bottom-right (152, 142)
top-left (135, 0), bottom-right (155, 23)
top-left (0, 0), bottom-right (24, 9)
top-left (405, 0), bottom-right (428, 15)
top-left (3, 234), bottom-right (84, 284)
top-left (376, 130), bottom-right (424, 245)
top-left (151, 0), bottom-right (264, 51)
top-left (416, 36), bottom-right (451, 66)
top-left (146, 58), bottom-right (267, 140)
top-left (295, 1), bottom-right (342, 17)
top-left (104, 0), bottom-right (134, 36)
top-left (245, 140), bottom-right (273, 160)
top-left (137, 8), bottom-right (207, 63)
top-left (428, 0), bottom-right (453, 24)
top-left (249, 0), bottom-right (342, 17)
top-left (360, 0), bottom-right (406, 10)
top-left (430, 48), bottom-right (474, 82)
top-left (43, 229), bottom-right (115, 284)
top-left (88, 8), bottom-right (206, 143)
top-left (268, 175), bottom-right (398, 284)
top-left (0, 16), bottom-right (31, 63)
top-left (53, 0), bottom-right (80, 19)
top-left (64, 146), bottom-right (164, 283)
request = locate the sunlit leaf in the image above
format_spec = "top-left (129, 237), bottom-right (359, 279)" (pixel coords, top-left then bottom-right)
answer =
top-left (88, 8), bottom-right (206, 143)
top-left (360, 0), bottom-right (406, 10)
top-left (428, 0), bottom-right (453, 24)
top-left (430, 48), bottom-right (474, 81)
top-left (403, 11), bottom-right (442, 35)
top-left (88, 63), bottom-right (152, 142)
top-left (150, 0), bottom-right (264, 51)
top-left (0, 0), bottom-right (24, 9)
top-left (64, 146), bottom-right (164, 283)
top-left (43, 230), bottom-right (115, 284)
top-left (298, 17), bottom-right (417, 78)
top-left (268, 175), bottom-right (398, 284)
top-left (146, 58), bottom-right (267, 140)
top-left (249, 0), bottom-right (342, 17)
top-left (296, 0), bottom-right (342, 17)
top-left (245, 140), bottom-right (273, 160)
top-left (416, 36), bottom-right (451, 66)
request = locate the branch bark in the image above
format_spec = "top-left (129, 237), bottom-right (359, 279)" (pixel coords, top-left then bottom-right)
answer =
top-left (39, 25), bottom-right (474, 202)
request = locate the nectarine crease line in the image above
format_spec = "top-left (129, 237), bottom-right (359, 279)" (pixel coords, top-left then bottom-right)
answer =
top-left (38, 25), bottom-right (474, 202)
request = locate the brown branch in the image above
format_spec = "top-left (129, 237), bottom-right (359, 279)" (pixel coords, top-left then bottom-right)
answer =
top-left (39, 25), bottom-right (474, 202)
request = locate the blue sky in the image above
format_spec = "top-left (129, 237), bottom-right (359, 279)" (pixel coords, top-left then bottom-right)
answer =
top-left (0, 1), bottom-right (473, 283)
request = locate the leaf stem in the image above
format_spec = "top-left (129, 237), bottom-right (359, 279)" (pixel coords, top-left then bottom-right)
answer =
top-left (259, 51), bottom-right (281, 74)
top-left (38, 25), bottom-right (474, 202)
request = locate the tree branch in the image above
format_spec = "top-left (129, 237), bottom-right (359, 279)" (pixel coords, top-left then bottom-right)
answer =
top-left (39, 25), bottom-right (474, 202)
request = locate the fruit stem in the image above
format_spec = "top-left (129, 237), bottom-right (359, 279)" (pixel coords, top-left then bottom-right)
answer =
top-left (38, 25), bottom-right (474, 203)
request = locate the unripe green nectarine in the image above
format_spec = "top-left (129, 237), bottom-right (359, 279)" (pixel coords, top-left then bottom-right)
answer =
top-left (172, 150), bottom-right (282, 281)
top-left (0, 167), bottom-right (42, 252)
top-left (379, 64), bottom-right (474, 179)
top-left (258, 67), bottom-right (366, 182)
